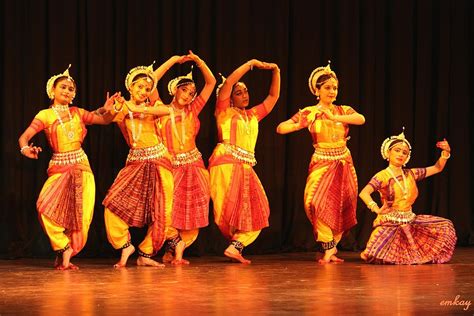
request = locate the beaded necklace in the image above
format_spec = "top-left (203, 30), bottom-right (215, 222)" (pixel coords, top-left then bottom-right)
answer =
top-left (127, 101), bottom-right (145, 148)
top-left (52, 105), bottom-right (75, 140)
top-left (170, 103), bottom-right (186, 150)
top-left (234, 107), bottom-right (251, 135)
top-left (386, 167), bottom-right (408, 199)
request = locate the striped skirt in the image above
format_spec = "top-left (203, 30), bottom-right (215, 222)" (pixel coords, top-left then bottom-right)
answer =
top-left (362, 214), bottom-right (456, 264)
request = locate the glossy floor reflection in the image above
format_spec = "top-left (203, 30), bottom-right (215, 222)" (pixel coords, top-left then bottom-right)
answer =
top-left (0, 248), bottom-right (473, 315)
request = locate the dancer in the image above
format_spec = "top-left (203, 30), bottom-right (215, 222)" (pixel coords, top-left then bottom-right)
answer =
top-left (209, 59), bottom-right (280, 263)
top-left (130, 51), bottom-right (215, 264)
top-left (18, 65), bottom-right (118, 270)
top-left (359, 130), bottom-right (456, 264)
top-left (277, 62), bottom-right (365, 264)
top-left (103, 61), bottom-right (182, 268)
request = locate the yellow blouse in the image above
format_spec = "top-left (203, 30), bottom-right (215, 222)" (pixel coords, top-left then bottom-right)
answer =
top-left (291, 105), bottom-right (355, 148)
top-left (113, 102), bottom-right (162, 149)
top-left (215, 98), bottom-right (268, 153)
top-left (368, 168), bottom-right (427, 211)
top-left (33, 107), bottom-right (92, 153)
top-left (158, 96), bottom-right (205, 155)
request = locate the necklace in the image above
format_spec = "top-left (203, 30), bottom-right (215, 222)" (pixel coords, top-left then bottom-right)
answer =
top-left (170, 104), bottom-right (186, 150)
top-left (53, 104), bottom-right (70, 111)
top-left (386, 167), bottom-right (408, 199)
top-left (316, 103), bottom-right (340, 141)
top-left (127, 101), bottom-right (144, 147)
top-left (52, 105), bottom-right (75, 140)
top-left (234, 108), bottom-right (251, 135)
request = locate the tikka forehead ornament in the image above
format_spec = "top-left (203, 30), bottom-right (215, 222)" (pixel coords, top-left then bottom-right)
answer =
top-left (308, 60), bottom-right (337, 96)
top-left (46, 64), bottom-right (75, 100)
top-left (167, 67), bottom-right (194, 96)
top-left (380, 127), bottom-right (412, 163)
top-left (125, 61), bottom-right (157, 92)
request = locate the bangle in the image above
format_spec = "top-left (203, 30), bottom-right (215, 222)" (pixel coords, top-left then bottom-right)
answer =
top-left (367, 201), bottom-right (378, 212)
top-left (247, 61), bottom-right (253, 71)
top-left (196, 60), bottom-right (205, 68)
top-left (95, 107), bottom-right (106, 116)
top-left (441, 151), bottom-right (451, 159)
top-left (20, 145), bottom-right (30, 154)
top-left (113, 102), bottom-right (122, 113)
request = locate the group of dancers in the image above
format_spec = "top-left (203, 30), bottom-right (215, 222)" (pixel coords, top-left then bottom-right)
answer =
top-left (18, 51), bottom-right (457, 270)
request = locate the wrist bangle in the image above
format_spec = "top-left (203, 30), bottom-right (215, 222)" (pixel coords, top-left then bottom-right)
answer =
top-left (441, 151), bottom-right (451, 159)
top-left (20, 145), bottom-right (30, 154)
top-left (367, 201), bottom-right (378, 212)
top-left (95, 107), bottom-right (106, 116)
top-left (247, 61), bottom-right (253, 71)
top-left (196, 60), bottom-right (205, 68)
top-left (113, 102), bottom-right (122, 113)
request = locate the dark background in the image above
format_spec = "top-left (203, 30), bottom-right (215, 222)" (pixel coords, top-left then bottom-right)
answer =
top-left (2, 0), bottom-right (473, 259)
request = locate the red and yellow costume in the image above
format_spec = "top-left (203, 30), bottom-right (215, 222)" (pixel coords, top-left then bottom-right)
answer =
top-left (290, 105), bottom-right (358, 251)
top-left (103, 103), bottom-right (176, 256)
top-left (158, 96), bottom-right (210, 248)
top-left (362, 168), bottom-right (456, 264)
top-left (30, 107), bottom-right (97, 256)
top-left (209, 98), bottom-right (270, 248)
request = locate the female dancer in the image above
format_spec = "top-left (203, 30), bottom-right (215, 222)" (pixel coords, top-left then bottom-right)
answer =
top-left (18, 65), bottom-right (118, 270)
top-left (209, 59), bottom-right (280, 264)
top-left (277, 62), bottom-right (365, 264)
top-left (129, 51), bottom-right (216, 264)
top-left (103, 61), bottom-right (183, 268)
top-left (359, 131), bottom-right (456, 264)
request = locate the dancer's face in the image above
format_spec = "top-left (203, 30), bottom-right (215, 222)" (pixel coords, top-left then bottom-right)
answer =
top-left (388, 143), bottom-right (410, 167)
top-left (231, 82), bottom-right (249, 108)
top-left (53, 78), bottom-right (76, 105)
top-left (130, 78), bottom-right (153, 103)
top-left (174, 83), bottom-right (196, 106)
top-left (317, 78), bottom-right (338, 104)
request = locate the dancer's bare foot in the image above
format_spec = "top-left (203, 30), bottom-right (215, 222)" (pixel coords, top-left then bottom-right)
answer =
top-left (318, 247), bottom-right (341, 264)
top-left (330, 255), bottom-right (344, 263)
top-left (56, 263), bottom-right (79, 270)
top-left (114, 244), bottom-right (135, 268)
top-left (224, 245), bottom-right (251, 264)
top-left (172, 258), bottom-right (190, 265)
top-left (171, 241), bottom-right (190, 265)
top-left (162, 251), bottom-right (173, 263)
top-left (55, 247), bottom-right (79, 270)
top-left (330, 248), bottom-right (344, 262)
top-left (360, 252), bottom-right (368, 261)
top-left (137, 256), bottom-right (165, 268)
top-left (61, 246), bottom-right (74, 268)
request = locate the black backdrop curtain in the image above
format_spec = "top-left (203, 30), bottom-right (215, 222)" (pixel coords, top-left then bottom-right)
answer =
top-left (2, 0), bottom-right (473, 258)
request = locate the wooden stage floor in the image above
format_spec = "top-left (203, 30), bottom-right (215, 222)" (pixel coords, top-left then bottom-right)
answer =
top-left (1, 248), bottom-right (473, 315)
